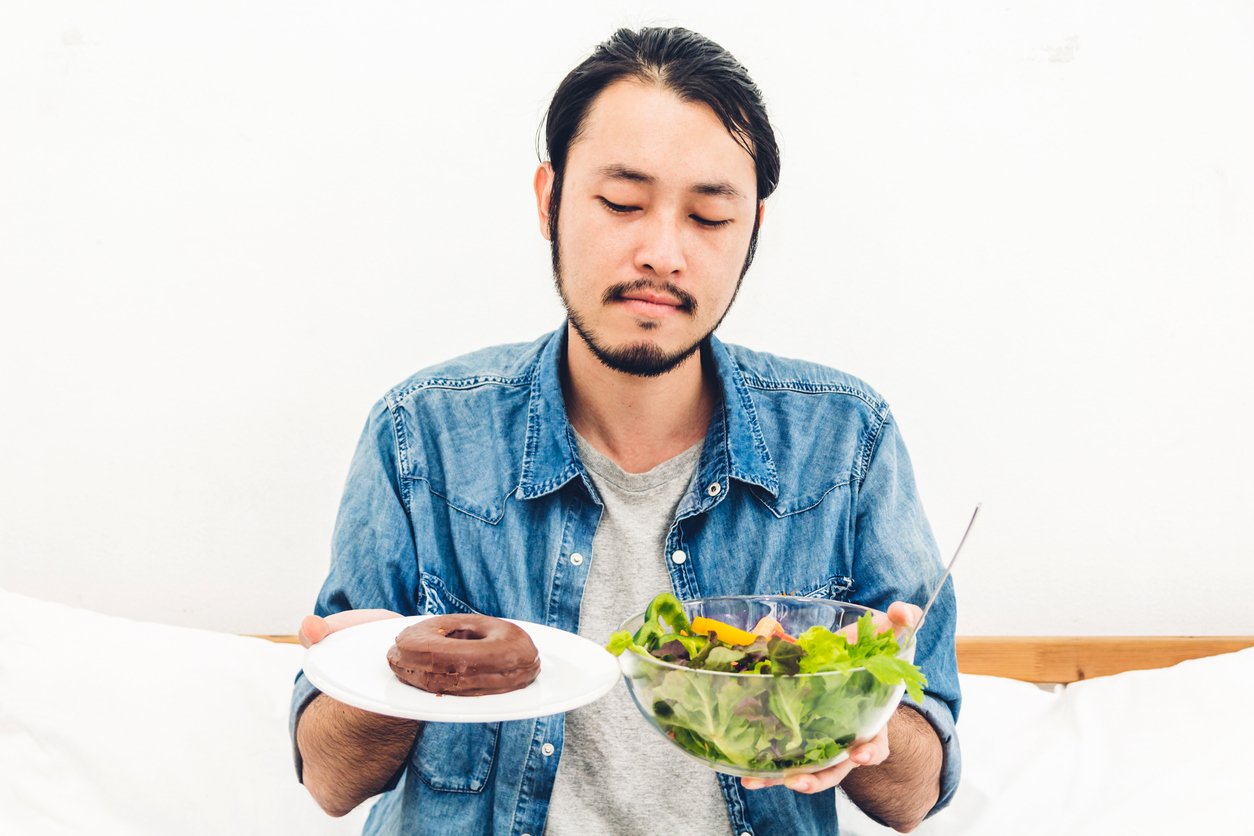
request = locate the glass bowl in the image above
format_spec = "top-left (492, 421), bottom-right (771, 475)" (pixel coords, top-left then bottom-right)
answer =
top-left (616, 594), bottom-right (915, 779)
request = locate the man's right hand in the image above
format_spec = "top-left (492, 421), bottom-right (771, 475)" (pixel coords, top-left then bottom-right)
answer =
top-left (299, 609), bottom-right (403, 648)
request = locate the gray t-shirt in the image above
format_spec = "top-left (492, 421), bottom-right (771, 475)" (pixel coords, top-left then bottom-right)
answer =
top-left (545, 433), bottom-right (730, 836)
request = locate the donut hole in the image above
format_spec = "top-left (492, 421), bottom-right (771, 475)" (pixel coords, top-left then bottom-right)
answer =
top-left (445, 629), bottom-right (486, 641)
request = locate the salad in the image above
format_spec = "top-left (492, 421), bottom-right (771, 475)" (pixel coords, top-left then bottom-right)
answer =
top-left (606, 592), bottom-right (927, 773)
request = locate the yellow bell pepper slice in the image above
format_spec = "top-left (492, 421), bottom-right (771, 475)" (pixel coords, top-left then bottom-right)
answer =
top-left (690, 616), bottom-right (759, 646)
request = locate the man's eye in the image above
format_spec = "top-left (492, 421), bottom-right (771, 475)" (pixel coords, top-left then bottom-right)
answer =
top-left (691, 215), bottom-right (733, 228)
top-left (598, 197), bottom-right (640, 214)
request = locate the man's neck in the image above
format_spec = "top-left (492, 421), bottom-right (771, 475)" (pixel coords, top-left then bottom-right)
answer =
top-left (562, 325), bottom-right (715, 474)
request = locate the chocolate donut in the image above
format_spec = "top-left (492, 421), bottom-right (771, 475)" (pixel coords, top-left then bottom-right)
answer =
top-left (387, 614), bottom-right (540, 696)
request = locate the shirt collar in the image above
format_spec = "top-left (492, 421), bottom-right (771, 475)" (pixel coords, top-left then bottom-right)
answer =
top-left (704, 333), bottom-right (780, 496)
top-left (517, 323), bottom-right (779, 501)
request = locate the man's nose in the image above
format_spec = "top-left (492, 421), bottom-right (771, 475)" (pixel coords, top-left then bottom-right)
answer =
top-left (634, 214), bottom-right (686, 277)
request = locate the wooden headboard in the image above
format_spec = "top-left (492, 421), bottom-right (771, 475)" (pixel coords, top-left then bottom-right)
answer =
top-left (254, 634), bottom-right (1254, 684)
top-left (954, 636), bottom-right (1254, 683)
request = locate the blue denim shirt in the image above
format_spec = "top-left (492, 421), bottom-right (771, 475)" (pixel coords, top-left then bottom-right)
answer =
top-left (290, 324), bottom-right (961, 835)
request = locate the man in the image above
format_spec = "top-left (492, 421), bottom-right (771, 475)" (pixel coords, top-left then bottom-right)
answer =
top-left (292, 26), bottom-right (960, 835)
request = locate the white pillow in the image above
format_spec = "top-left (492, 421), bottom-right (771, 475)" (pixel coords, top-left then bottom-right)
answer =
top-left (0, 588), bottom-right (369, 835)
top-left (836, 673), bottom-right (1059, 835)
top-left (960, 646), bottom-right (1254, 836)
top-left (839, 648), bottom-right (1254, 835)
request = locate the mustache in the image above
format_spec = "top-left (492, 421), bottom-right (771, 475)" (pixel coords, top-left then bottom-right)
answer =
top-left (601, 279), bottom-right (697, 314)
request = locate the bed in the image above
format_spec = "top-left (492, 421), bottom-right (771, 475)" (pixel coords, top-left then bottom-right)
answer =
top-left (2, 587), bottom-right (1250, 835)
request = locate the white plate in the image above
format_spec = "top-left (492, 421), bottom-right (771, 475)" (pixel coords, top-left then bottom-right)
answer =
top-left (303, 615), bottom-right (620, 722)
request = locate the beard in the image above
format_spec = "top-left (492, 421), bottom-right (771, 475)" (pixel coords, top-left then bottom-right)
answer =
top-left (574, 333), bottom-right (701, 377)
top-left (549, 193), bottom-right (760, 379)
top-left (565, 281), bottom-right (705, 378)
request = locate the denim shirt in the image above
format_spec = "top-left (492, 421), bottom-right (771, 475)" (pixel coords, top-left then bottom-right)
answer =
top-left (290, 324), bottom-right (961, 836)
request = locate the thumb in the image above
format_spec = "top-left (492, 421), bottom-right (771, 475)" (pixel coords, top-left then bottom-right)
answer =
top-left (300, 609), bottom-right (403, 648)
top-left (299, 614), bottom-right (330, 648)
top-left (886, 602), bottom-right (922, 642)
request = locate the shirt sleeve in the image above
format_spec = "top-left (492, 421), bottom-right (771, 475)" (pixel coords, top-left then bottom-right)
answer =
top-left (852, 410), bottom-right (962, 818)
top-left (288, 397), bottom-right (423, 785)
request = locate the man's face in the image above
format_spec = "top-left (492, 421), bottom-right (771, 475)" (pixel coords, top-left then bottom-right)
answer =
top-left (540, 80), bottom-right (762, 377)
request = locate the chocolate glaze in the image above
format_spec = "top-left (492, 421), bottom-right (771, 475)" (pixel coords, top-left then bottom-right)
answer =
top-left (387, 614), bottom-right (540, 696)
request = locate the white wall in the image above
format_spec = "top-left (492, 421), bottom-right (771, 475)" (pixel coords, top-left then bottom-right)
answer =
top-left (2, 1), bottom-right (1251, 636)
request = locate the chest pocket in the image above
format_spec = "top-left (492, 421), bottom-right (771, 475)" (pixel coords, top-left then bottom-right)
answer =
top-left (413, 721), bottom-right (501, 793)
top-left (411, 572), bottom-right (500, 792)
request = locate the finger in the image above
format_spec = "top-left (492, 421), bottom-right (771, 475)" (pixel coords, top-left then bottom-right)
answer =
top-left (742, 776), bottom-right (801, 791)
top-left (299, 614), bottom-right (329, 648)
top-left (848, 736), bottom-right (890, 768)
top-left (740, 777), bottom-right (778, 790)
top-left (839, 607), bottom-right (907, 641)
top-left (784, 758), bottom-right (858, 793)
top-left (299, 609), bottom-right (402, 648)
top-left (741, 754), bottom-right (862, 794)
top-left (322, 608), bottom-right (403, 632)
top-left (777, 736), bottom-right (890, 794)
top-left (886, 601), bottom-right (922, 629)
top-left (742, 774), bottom-right (809, 790)
top-left (885, 602), bottom-right (923, 644)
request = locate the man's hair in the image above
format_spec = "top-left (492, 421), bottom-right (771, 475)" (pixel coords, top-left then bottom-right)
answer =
top-left (542, 27), bottom-right (781, 257)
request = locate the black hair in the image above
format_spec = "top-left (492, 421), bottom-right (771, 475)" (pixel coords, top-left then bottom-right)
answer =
top-left (542, 27), bottom-right (780, 262)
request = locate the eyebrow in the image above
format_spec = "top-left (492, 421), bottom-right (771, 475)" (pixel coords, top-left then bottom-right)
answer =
top-left (598, 164), bottom-right (744, 200)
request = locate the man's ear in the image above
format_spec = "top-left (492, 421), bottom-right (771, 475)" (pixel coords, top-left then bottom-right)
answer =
top-left (534, 162), bottom-right (556, 240)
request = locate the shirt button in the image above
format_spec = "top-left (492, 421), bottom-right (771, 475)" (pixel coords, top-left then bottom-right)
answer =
top-left (671, 550), bottom-right (687, 565)
top-left (707, 481), bottom-right (721, 497)
top-left (570, 552), bottom-right (584, 566)
top-left (739, 832), bottom-right (752, 836)
top-left (541, 742), bottom-right (555, 756)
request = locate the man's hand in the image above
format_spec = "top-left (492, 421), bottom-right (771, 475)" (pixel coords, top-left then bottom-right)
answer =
top-left (741, 721), bottom-right (892, 794)
top-left (298, 609), bottom-right (403, 648)
top-left (740, 601), bottom-right (921, 795)
top-left (296, 608), bottom-right (416, 817)
top-left (855, 600), bottom-right (922, 646)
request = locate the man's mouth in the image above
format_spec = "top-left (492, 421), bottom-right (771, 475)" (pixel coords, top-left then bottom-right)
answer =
top-left (622, 291), bottom-right (682, 307)
top-left (603, 281), bottom-right (696, 315)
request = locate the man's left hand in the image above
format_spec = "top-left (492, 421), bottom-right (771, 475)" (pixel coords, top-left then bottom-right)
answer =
top-left (740, 600), bottom-right (921, 794)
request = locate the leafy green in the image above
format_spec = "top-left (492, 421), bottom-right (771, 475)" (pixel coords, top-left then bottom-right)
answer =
top-left (764, 636), bottom-right (805, 676)
top-left (794, 624), bottom-right (851, 672)
top-left (606, 595), bottom-right (930, 772)
top-left (864, 654), bottom-right (927, 705)
top-left (793, 612), bottom-right (927, 703)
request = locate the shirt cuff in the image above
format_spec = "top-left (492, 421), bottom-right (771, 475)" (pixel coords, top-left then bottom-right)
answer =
top-left (289, 670), bottom-right (323, 784)
top-left (899, 692), bottom-right (962, 817)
